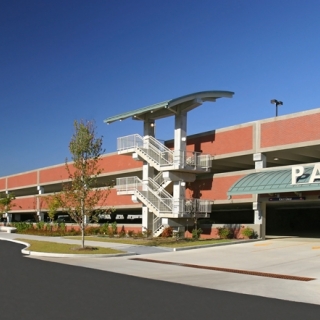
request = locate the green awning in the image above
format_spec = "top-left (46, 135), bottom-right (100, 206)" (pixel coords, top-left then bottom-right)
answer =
top-left (104, 90), bottom-right (234, 124)
top-left (228, 167), bottom-right (320, 195)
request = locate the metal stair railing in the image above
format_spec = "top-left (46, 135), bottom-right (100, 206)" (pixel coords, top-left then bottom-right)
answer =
top-left (185, 198), bottom-right (212, 214)
top-left (117, 134), bottom-right (174, 167)
top-left (146, 136), bottom-right (175, 166)
top-left (136, 145), bottom-right (163, 166)
top-left (148, 177), bottom-right (172, 199)
top-left (138, 143), bottom-right (173, 167)
top-left (117, 134), bottom-right (211, 170)
top-left (146, 135), bottom-right (171, 153)
top-left (138, 190), bottom-right (173, 213)
top-left (117, 134), bottom-right (143, 151)
top-left (116, 177), bottom-right (173, 214)
top-left (115, 176), bottom-right (140, 193)
top-left (151, 173), bottom-right (172, 196)
top-left (116, 177), bottom-right (211, 215)
top-left (153, 172), bottom-right (165, 186)
top-left (183, 151), bottom-right (212, 170)
top-left (153, 216), bottom-right (164, 236)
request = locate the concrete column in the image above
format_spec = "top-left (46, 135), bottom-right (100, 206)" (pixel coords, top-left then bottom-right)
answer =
top-left (142, 206), bottom-right (153, 232)
top-left (173, 112), bottom-right (187, 215)
top-left (174, 111), bottom-right (187, 166)
top-left (172, 181), bottom-right (185, 215)
top-left (174, 111), bottom-right (187, 152)
top-left (37, 186), bottom-right (44, 194)
top-left (37, 212), bottom-right (45, 222)
top-left (84, 215), bottom-right (90, 224)
top-left (253, 200), bottom-right (266, 239)
top-left (37, 186), bottom-right (45, 221)
top-left (143, 119), bottom-right (155, 137)
top-left (141, 119), bottom-right (156, 232)
top-left (4, 191), bottom-right (12, 223)
top-left (5, 213), bottom-right (12, 223)
top-left (253, 153), bottom-right (266, 169)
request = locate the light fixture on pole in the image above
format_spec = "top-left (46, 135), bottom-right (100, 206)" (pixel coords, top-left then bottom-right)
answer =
top-left (270, 99), bottom-right (283, 117)
top-left (150, 121), bottom-right (156, 136)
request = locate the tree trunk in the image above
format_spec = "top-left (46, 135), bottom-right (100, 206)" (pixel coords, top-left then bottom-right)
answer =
top-left (81, 201), bottom-right (85, 248)
top-left (81, 222), bottom-right (85, 248)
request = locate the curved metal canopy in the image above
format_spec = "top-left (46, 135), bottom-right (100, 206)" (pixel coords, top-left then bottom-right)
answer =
top-left (228, 167), bottom-right (320, 196)
top-left (104, 90), bottom-right (234, 124)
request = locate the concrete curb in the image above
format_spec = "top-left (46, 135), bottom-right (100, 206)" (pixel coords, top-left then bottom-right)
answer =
top-left (171, 238), bottom-right (263, 251)
top-left (0, 237), bottom-right (136, 258)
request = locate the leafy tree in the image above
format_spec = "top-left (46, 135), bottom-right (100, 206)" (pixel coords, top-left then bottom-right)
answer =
top-left (58, 120), bottom-right (113, 248)
top-left (43, 194), bottom-right (60, 222)
top-left (185, 193), bottom-right (203, 240)
top-left (0, 192), bottom-right (15, 218)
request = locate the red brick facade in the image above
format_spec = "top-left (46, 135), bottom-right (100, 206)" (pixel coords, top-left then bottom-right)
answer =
top-left (187, 126), bottom-right (253, 155)
top-left (7, 172), bottom-right (37, 189)
top-left (261, 113), bottom-right (320, 148)
top-left (1, 108), bottom-right (320, 215)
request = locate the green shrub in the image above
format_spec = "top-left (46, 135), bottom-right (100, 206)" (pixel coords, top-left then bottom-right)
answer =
top-left (85, 226), bottom-right (100, 235)
top-left (192, 227), bottom-right (202, 240)
top-left (142, 228), bottom-right (152, 238)
top-left (135, 231), bottom-right (144, 238)
top-left (127, 230), bottom-right (135, 237)
top-left (99, 223), bottom-right (109, 235)
top-left (35, 221), bottom-right (45, 230)
top-left (241, 227), bottom-right (255, 239)
top-left (59, 222), bottom-right (66, 232)
top-left (218, 227), bottom-right (232, 239)
top-left (44, 223), bottom-right (52, 231)
top-left (68, 227), bottom-right (81, 236)
top-left (11, 222), bottom-right (33, 232)
top-left (106, 227), bottom-right (115, 237)
top-left (118, 232), bottom-right (125, 238)
top-left (111, 222), bottom-right (117, 235)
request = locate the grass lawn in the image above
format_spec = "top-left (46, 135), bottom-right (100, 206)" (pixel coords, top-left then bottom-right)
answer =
top-left (64, 236), bottom-right (234, 248)
top-left (15, 239), bottom-right (125, 254)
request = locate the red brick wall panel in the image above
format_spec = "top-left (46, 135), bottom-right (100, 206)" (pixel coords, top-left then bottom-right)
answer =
top-left (212, 175), bottom-right (251, 200)
top-left (188, 175), bottom-right (251, 201)
top-left (7, 172), bottom-right (37, 189)
top-left (187, 127), bottom-right (253, 155)
top-left (106, 189), bottom-right (137, 206)
top-left (99, 155), bottom-right (142, 173)
top-left (0, 178), bottom-right (6, 191)
top-left (39, 165), bottom-right (71, 184)
top-left (261, 113), bottom-right (320, 148)
top-left (13, 196), bottom-right (37, 211)
top-left (39, 155), bottom-right (141, 185)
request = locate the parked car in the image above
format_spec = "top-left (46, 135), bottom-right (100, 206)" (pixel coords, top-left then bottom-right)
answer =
top-left (55, 215), bottom-right (74, 223)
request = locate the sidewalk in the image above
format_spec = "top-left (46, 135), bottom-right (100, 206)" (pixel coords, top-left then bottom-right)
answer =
top-left (1, 232), bottom-right (320, 305)
top-left (0, 232), bottom-right (172, 255)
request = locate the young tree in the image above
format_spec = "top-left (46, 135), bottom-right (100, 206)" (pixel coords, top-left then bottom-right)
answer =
top-left (59, 120), bottom-right (113, 248)
top-left (43, 194), bottom-right (60, 222)
top-left (0, 192), bottom-right (15, 220)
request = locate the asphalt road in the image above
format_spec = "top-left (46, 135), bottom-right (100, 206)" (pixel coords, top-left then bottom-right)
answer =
top-left (1, 240), bottom-right (320, 320)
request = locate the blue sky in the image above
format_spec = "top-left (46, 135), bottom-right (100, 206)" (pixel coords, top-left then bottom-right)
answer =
top-left (1, 0), bottom-right (320, 177)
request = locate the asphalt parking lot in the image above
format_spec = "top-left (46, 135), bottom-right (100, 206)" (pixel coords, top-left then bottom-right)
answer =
top-left (2, 233), bottom-right (319, 306)
top-left (1, 238), bottom-right (320, 320)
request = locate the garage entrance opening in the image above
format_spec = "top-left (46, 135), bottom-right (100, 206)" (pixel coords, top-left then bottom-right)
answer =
top-left (266, 203), bottom-right (320, 238)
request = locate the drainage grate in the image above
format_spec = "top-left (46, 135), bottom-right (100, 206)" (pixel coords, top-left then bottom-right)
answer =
top-left (131, 258), bottom-right (316, 282)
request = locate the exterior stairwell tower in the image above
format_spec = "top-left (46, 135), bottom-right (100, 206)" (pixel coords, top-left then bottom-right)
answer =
top-left (105, 91), bottom-right (234, 236)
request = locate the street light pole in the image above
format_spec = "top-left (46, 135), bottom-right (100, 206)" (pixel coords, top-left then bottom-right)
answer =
top-left (270, 99), bottom-right (283, 117)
